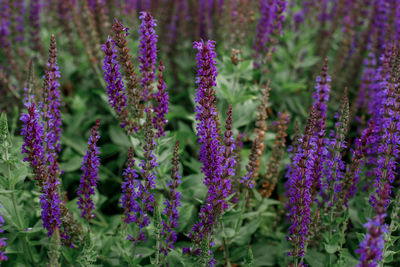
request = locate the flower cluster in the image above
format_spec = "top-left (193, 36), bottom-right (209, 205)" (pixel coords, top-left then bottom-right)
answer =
top-left (161, 141), bottom-right (182, 254)
top-left (0, 205), bottom-right (7, 262)
top-left (153, 61), bottom-right (169, 137)
top-left (77, 119), bottom-right (101, 221)
top-left (121, 147), bottom-right (139, 225)
top-left (286, 107), bottom-right (316, 259)
top-left (138, 11), bottom-right (158, 101)
top-left (41, 34), bottom-right (62, 176)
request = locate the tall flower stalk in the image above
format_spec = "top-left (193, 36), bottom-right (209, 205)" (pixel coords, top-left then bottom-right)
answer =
top-left (138, 11), bottom-right (158, 102)
top-left (77, 120), bottom-right (101, 221)
top-left (286, 107), bottom-right (317, 262)
top-left (160, 141), bottom-right (182, 257)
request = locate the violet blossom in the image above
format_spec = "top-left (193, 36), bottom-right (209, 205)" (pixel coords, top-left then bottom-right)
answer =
top-left (138, 11), bottom-right (158, 101)
top-left (77, 120), bottom-right (101, 220)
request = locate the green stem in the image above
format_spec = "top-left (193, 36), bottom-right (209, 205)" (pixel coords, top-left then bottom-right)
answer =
top-left (6, 147), bottom-right (35, 264)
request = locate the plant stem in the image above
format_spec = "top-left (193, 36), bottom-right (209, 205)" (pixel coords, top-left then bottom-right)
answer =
top-left (6, 145), bottom-right (35, 264)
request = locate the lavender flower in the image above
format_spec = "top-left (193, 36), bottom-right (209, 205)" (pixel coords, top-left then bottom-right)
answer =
top-left (14, 0), bottom-right (26, 42)
top-left (340, 123), bottom-right (374, 207)
top-left (41, 35), bottom-right (62, 178)
top-left (324, 95), bottom-right (349, 206)
top-left (357, 183), bottom-right (390, 267)
top-left (77, 120), bottom-right (101, 221)
top-left (161, 141), bottom-right (182, 254)
top-left (287, 107), bottom-right (317, 259)
top-left (125, 111), bottom-right (158, 244)
top-left (40, 171), bottom-right (62, 236)
top-left (311, 59), bottom-right (330, 198)
top-left (252, 0), bottom-right (286, 66)
top-left (0, 0), bottom-right (10, 48)
top-left (138, 11), bottom-right (158, 101)
top-left (21, 102), bottom-right (47, 187)
top-left (121, 147), bottom-right (139, 225)
top-left (29, 0), bottom-right (43, 54)
top-left (187, 40), bottom-right (234, 264)
top-left (0, 206), bottom-right (7, 262)
top-left (102, 37), bottom-right (134, 130)
top-left (153, 61), bottom-right (169, 137)
top-left (102, 37), bottom-right (127, 112)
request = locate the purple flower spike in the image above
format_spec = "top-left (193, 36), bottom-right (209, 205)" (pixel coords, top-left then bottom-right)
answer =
top-left (102, 37), bottom-right (127, 113)
top-left (123, 112), bottom-right (158, 245)
top-left (0, 205), bottom-right (7, 262)
top-left (287, 107), bottom-right (317, 259)
top-left (77, 120), bottom-right (101, 221)
top-left (41, 35), bottom-right (62, 178)
top-left (40, 167), bottom-right (62, 236)
top-left (311, 59), bottom-right (330, 198)
top-left (161, 141), bottom-right (182, 255)
top-left (121, 147), bottom-right (139, 225)
top-left (138, 11), bottom-right (158, 102)
top-left (186, 40), bottom-right (234, 261)
top-left (153, 61), bottom-right (169, 137)
top-left (0, 1), bottom-right (11, 49)
top-left (14, 0), bottom-right (26, 42)
top-left (21, 102), bottom-right (47, 186)
top-left (357, 183), bottom-right (390, 267)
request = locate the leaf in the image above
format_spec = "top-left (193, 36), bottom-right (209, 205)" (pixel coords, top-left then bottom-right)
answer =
top-left (305, 249), bottom-right (327, 267)
top-left (109, 126), bottom-right (130, 147)
top-left (178, 203), bottom-right (196, 231)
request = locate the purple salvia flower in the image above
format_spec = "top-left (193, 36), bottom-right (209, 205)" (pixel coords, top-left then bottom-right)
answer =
top-left (310, 59), bottom-right (330, 198)
top-left (252, 0), bottom-right (274, 64)
top-left (126, 111), bottom-right (158, 245)
top-left (121, 147), bottom-right (140, 225)
top-left (187, 41), bottom-right (234, 263)
top-left (252, 0), bottom-right (286, 66)
top-left (324, 95), bottom-right (349, 206)
top-left (29, 0), bottom-right (42, 53)
top-left (0, 205), bottom-right (7, 262)
top-left (14, 0), bottom-right (26, 42)
top-left (152, 61), bottom-right (169, 137)
top-left (161, 141), bottom-right (182, 254)
top-left (102, 37), bottom-right (127, 112)
top-left (356, 51), bottom-right (377, 122)
top-left (340, 123), bottom-right (374, 207)
top-left (41, 35), bottom-right (62, 178)
top-left (77, 119), bottom-right (101, 221)
top-left (369, 59), bottom-right (400, 208)
top-left (357, 182), bottom-right (390, 267)
top-left (0, 0), bottom-right (11, 48)
top-left (21, 102), bottom-right (47, 187)
top-left (287, 107), bottom-right (317, 259)
top-left (40, 164), bottom-right (62, 236)
top-left (102, 37), bottom-right (135, 130)
top-left (138, 11), bottom-right (158, 102)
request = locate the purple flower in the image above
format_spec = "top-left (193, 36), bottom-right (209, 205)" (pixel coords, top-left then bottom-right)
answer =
top-left (29, 0), bottom-right (42, 53)
top-left (0, 205), bottom-right (7, 262)
top-left (40, 166), bottom-right (62, 236)
top-left (77, 120), bottom-right (101, 221)
top-left (102, 37), bottom-right (127, 113)
top-left (286, 107), bottom-right (317, 259)
top-left (124, 112), bottom-right (158, 245)
top-left (161, 141), bottom-right (182, 254)
top-left (252, 0), bottom-right (286, 67)
top-left (14, 0), bottom-right (26, 42)
top-left (186, 40), bottom-right (234, 262)
top-left (121, 147), bottom-right (140, 225)
top-left (21, 102), bottom-right (47, 187)
top-left (152, 61), bottom-right (169, 137)
top-left (40, 35), bottom-right (62, 179)
top-left (138, 11), bottom-right (158, 101)
top-left (0, 1), bottom-right (10, 48)
top-left (357, 183), bottom-right (390, 267)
